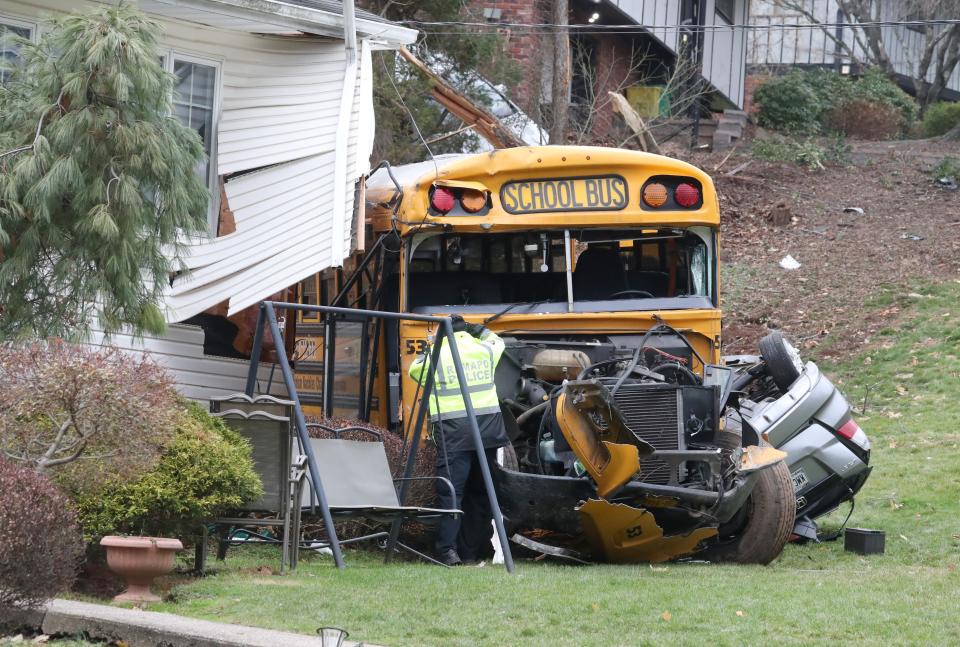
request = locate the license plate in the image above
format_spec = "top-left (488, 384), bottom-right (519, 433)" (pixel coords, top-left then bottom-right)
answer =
top-left (791, 468), bottom-right (809, 492)
top-left (500, 175), bottom-right (628, 214)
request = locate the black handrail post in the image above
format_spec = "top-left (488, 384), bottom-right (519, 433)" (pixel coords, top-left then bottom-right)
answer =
top-left (245, 304), bottom-right (266, 396)
top-left (385, 331), bottom-right (445, 562)
top-left (263, 303), bottom-right (346, 570)
top-left (440, 319), bottom-right (515, 573)
top-left (322, 314), bottom-right (337, 418)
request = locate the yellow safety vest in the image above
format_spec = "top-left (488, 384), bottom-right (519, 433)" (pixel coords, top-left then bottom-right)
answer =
top-left (408, 329), bottom-right (504, 421)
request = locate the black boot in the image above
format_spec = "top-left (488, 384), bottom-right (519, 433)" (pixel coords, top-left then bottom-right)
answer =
top-left (436, 548), bottom-right (462, 566)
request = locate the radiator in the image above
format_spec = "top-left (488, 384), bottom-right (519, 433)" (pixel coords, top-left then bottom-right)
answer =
top-left (612, 384), bottom-right (684, 485)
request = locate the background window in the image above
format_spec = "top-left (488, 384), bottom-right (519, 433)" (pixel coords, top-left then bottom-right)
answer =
top-left (715, 0), bottom-right (736, 24)
top-left (0, 19), bottom-right (33, 85)
top-left (172, 59), bottom-right (216, 196)
top-left (160, 53), bottom-right (220, 231)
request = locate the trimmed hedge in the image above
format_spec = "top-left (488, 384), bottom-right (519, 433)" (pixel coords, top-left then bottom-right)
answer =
top-left (0, 459), bottom-right (84, 608)
top-left (73, 402), bottom-right (262, 539)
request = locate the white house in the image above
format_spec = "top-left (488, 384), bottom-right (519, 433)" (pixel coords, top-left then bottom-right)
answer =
top-left (607, 0), bottom-right (751, 109)
top-left (748, 0), bottom-right (960, 100)
top-left (0, 0), bottom-right (416, 398)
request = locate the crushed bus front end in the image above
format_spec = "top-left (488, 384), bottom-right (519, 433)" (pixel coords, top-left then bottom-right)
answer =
top-left (358, 146), bottom-right (862, 563)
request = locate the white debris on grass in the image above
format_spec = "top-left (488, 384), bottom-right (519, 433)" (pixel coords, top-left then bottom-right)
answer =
top-left (779, 255), bottom-right (802, 270)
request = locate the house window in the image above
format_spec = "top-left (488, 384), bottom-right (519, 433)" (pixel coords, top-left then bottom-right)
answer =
top-left (161, 52), bottom-right (221, 232)
top-left (0, 16), bottom-right (35, 85)
top-left (715, 0), bottom-right (736, 24)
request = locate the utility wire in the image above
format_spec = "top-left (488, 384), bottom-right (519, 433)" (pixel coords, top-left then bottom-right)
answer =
top-left (378, 53), bottom-right (439, 179)
top-left (403, 18), bottom-right (960, 32)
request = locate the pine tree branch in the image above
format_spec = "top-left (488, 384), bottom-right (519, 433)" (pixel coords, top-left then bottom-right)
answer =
top-left (0, 89), bottom-right (65, 162)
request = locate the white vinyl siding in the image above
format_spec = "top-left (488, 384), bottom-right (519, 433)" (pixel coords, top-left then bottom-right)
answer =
top-left (216, 40), bottom-right (349, 175)
top-left (87, 324), bottom-right (286, 403)
top-left (1, 0), bottom-right (381, 322)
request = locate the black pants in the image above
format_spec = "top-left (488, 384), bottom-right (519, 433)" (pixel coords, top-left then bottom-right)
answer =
top-left (434, 447), bottom-right (499, 561)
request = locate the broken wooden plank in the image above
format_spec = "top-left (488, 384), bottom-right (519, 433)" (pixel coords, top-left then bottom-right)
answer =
top-left (398, 47), bottom-right (523, 149)
top-left (608, 91), bottom-right (661, 154)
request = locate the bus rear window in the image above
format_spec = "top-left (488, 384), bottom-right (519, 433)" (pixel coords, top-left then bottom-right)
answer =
top-left (407, 229), bottom-right (713, 309)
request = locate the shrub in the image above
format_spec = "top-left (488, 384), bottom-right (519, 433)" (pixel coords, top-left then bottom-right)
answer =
top-left (850, 69), bottom-right (918, 127)
top-left (922, 102), bottom-right (960, 137)
top-left (754, 69), bottom-right (918, 136)
top-left (0, 341), bottom-right (180, 490)
top-left (802, 68), bottom-right (854, 113)
top-left (752, 136), bottom-right (848, 168)
top-left (754, 72), bottom-right (822, 133)
top-left (73, 402), bottom-right (262, 539)
top-left (933, 157), bottom-right (960, 180)
top-left (0, 458), bottom-right (84, 608)
top-left (824, 98), bottom-right (902, 139)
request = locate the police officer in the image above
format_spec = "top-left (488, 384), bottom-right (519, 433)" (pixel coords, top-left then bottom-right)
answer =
top-left (408, 315), bottom-right (509, 566)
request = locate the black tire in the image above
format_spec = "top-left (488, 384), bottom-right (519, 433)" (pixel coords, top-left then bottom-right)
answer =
top-left (715, 425), bottom-right (742, 451)
top-left (759, 331), bottom-right (803, 392)
top-left (700, 459), bottom-right (796, 565)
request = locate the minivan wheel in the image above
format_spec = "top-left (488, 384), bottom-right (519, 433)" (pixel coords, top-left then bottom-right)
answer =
top-left (699, 459), bottom-right (796, 565)
top-left (759, 331), bottom-right (804, 392)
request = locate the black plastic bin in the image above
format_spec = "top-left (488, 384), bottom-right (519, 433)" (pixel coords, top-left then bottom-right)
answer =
top-left (844, 528), bottom-right (885, 555)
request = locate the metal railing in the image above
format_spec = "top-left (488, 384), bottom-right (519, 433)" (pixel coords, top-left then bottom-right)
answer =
top-left (243, 300), bottom-right (515, 573)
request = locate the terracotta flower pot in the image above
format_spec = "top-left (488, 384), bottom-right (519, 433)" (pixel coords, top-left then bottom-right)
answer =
top-left (100, 536), bottom-right (183, 603)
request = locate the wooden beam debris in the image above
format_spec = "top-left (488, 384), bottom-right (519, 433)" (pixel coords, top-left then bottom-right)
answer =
top-left (398, 47), bottom-right (523, 149)
top-left (608, 91), bottom-right (661, 155)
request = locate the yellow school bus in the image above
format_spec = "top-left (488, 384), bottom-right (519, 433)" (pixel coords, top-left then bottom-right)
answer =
top-left (299, 146), bottom-right (796, 564)
top-left (367, 147), bottom-right (721, 426)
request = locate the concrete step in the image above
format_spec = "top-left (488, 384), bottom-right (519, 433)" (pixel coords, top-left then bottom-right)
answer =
top-left (4, 599), bottom-right (375, 647)
top-left (715, 121), bottom-right (743, 138)
top-left (722, 109), bottom-right (749, 127)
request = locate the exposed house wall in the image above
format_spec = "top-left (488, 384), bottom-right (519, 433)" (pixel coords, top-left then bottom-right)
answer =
top-left (471, 0), bottom-right (549, 117)
top-left (87, 324), bottom-right (285, 401)
top-left (748, 0), bottom-right (960, 98)
top-left (164, 38), bottom-right (375, 321)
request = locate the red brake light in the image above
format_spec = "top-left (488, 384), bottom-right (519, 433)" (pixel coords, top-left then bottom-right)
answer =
top-left (431, 186), bottom-right (456, 213)
top-left (837, 419), bottom-right (860, 440)
top-left (674, 183), bottom-right (700, 208)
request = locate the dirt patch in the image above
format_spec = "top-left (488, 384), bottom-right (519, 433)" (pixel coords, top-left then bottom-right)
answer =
top-left (666, 137), bottom-right (960, 359)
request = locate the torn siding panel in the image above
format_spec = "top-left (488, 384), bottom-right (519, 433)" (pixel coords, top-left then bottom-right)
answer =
top-left (217, 41), bottom-right (348, 175)
top-left (87, 324), bottom-right (285, 402)
top-left (173, 153), bottom-right (334, 272)
top-left (164, 38), bottom-right (376, 323)
top-left (165, 152), bottom-right (339, 321)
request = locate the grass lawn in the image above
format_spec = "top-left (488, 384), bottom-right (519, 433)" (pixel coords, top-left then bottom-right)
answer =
top-left (150, 281), bottom-right (960, 646)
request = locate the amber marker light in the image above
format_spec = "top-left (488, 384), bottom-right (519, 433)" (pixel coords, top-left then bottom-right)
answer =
top-left (642, 182), bottom-right (668, 208)
top-left (461, 188), bottom-right (488, 213)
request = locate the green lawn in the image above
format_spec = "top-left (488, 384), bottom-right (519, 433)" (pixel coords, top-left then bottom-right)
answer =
top-left (151, 281), bottom-right (960, 646)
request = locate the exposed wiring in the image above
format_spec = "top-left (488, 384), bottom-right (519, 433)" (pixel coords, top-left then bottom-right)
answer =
top-left (610, 345), bottom-right (641, 397)
top-left (817, 496), bottom-right (856, 542)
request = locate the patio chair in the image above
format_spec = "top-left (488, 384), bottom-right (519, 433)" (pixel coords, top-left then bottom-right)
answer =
top-left (293, 425), bottom-right (461, 565)
top-left (197, 395), bottom-right (304, 573)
